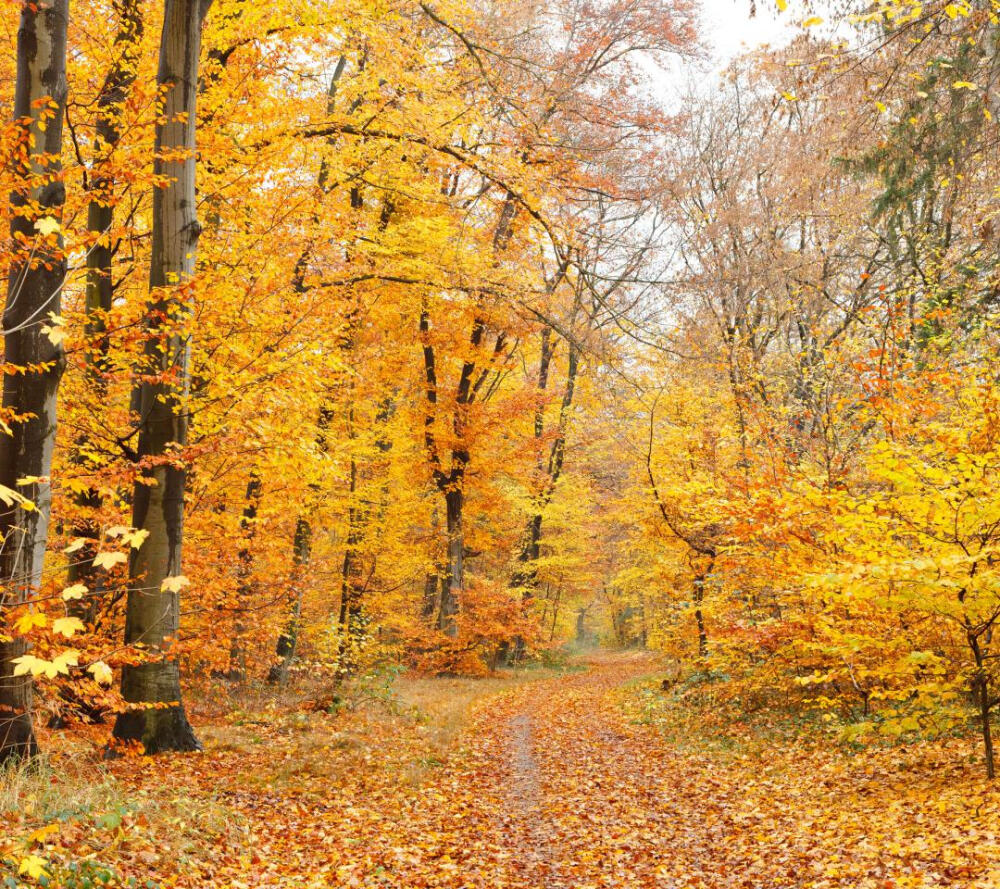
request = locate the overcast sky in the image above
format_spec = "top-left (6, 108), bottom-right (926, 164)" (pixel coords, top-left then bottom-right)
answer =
top-left (699, 0), bottom-right (793, 62)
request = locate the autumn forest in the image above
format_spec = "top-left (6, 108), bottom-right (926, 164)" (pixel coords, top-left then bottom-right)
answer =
top-left (1, 0), bottom-right (1000, 885)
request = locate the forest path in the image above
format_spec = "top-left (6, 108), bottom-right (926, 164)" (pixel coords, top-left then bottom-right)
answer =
top-left (106, 651), bottom-right (1000, 888)
top-left (241, 650), bottom-right (679, 888)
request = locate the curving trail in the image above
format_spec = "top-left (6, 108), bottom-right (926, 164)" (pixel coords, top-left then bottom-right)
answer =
top-left (114, 652), bottom-right (1000, 888)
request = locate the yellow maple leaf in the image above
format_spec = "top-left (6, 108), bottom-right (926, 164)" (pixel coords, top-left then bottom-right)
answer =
top-left (18, 854), bottom-right (49, 880)
top-left (14, 612), bottom-right (47, 634)
top-left (52, 616), bottom-right (86, 638)
top-left (124, 528), bottom-right (150, 549)
top-left (32, 216), bottom-right (60, 237)
top-left (88, 660), bottom-right (114, 686)
top-left (93, 551), bottom-right (128, 570)
top-left (50, 649), bottom-right (80, 676)
top-left (61, 583), bottom-right (88, 601)
top-left (27, 823), bottom-right (59, 845)
top-left (161, 575), bottom-right (190, 593)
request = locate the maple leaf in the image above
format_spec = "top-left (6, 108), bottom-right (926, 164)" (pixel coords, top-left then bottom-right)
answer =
top-left (161, 575), bottom-right (191, 593)
top-left (15, 650), bottom-right (79, 679)
top-left (93, 551), bottom-right (128, 570)
top-left (14, 612), bottom-right (47, 634)
top-left (52, 616), bottom-right (86, 638)
top-left (18, 854), bottom-right (48, 880)
top-left (61, 583), bottom-right (88, 601)
top-left (32, 216), bottom-right (60, 236)
top-left (88, 660), bottom-right (114, 685)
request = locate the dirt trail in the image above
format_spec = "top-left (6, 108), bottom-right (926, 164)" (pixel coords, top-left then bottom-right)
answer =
top-left (117, 651), bottom-right (1000, 887)
top-left (241, 651), bottom-right (665, 889)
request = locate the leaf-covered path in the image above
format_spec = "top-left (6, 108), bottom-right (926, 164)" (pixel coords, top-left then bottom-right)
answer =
top-left (88, 652), bottom-right (1000, 887)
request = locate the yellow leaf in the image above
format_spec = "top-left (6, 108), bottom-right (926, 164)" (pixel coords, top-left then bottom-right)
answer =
top-left (12, 655), bottom-right (45, 677)
top-left (14, 612), bottom-right (47, 634)
top-left (32, 216), bottom-right (60, 237)
top-left (61, 583), bottom-right (88, 601)
top-left (124, 528), bottom-right (150, 550)
top-left (52, 616), bottom-right (85, 638)
top-left (41, 323), bottom-right (65, 347)
top-left (64, 537), bottom-right (88, 554)
top-left (161, 575), bottom-right (190, 593)
top-left (0, 483), bottom-right (34, 510)
top-left (50, 649), bottom-right (79, 676)
top-left (93, 551), bottom-right (127, 570)
top-left (18, 854), bottom-right (49, 880)
top-left (781, 91), bottom-right (798, 102)
top-left (11, 652), bottom-right (75, 679)
top-left (88, 660), bottom-right (113, 685)
top-left (802, 15), bottom-right (823, 25)
top-left (777, 0), bottom-right (787, 10)
top-left (27, 823), bottom-right (59, 845)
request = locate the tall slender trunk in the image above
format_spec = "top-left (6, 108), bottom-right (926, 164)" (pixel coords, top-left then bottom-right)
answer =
top-left (970, 632), bottom-right (995, 779)
top-left (549, 587), bottom-right (561, 642)
top-left (268, 516), bottom-right (310, 685)
top-left (112, 0), bottom-right (214, 755)
top-left (441, 488), bottom-right (462, 637)
top-left (68, 0), bottom-right (144, 627)
top-left (693, 566), bottom-right (710, 659)
top-left (0, 0), bottom-right (70, 763)
top-left (224, 471), bottom-right (261, 680)
top-left (510, 334), bottom-right (578, 662)
top-left (337, 458), bottom-right (364, 676)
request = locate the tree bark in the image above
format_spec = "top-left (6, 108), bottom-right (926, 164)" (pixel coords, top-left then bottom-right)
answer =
top-left (0, 0), bottom-right (70, 763)
top-left (337, 459), bottom-right (364, 676)
top-left (67, 0), bottom-right (144, 627)
top-left (970, 632), bottom-right (995, 779)
top-left (693, 568), bottom-right (709, 659)
top-left (112, 0), bottom-right (214, 755)
top-left (268, 516), bottom-right (310, 686)
top-left (441, 488), bottom-right (462, 637)
top-left (223, 471), bottom-right (261, 681)
top-left (509, 335), bottom-right (578, 662)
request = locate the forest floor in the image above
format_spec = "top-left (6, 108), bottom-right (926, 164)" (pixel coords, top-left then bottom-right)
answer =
top-left (4, 651), bottom-right (1000, 888)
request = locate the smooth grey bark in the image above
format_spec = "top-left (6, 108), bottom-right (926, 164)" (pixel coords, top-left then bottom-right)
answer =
top-left (267, 516), bottom-right (310, 686)
top-left (68, 0), bottom-right (144, 626)
top-left (112, 0), bottom-right (214, 755)
top-left (223, 471), bottom-right (261, 681)
top-left (0, 0), bottom-right (70, 763)
top-left (508, 334), bottom-right (578, 663)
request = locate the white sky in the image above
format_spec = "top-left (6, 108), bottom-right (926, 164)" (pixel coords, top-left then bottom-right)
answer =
top-left (698, 0), bottom-right (794, 62)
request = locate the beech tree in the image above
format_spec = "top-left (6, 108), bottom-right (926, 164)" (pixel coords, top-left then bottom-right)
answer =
top-left (111, 0), bottom-right (215, 754)
top-left (0, 0), bottom-right (70, 763)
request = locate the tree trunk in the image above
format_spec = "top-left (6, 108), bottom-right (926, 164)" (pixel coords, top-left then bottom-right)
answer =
top-left (423, 569), bottom-right (442, 619)
top-left (223, 472), bottom-right (261, 681)
top-left (509, 335), bottom-right (578, 663)
top-left (0, 0), bottom-right (70, 764)
top-left (337, 460), bottom-right (364, 678)
top-left (693, 569), bottom-right (709, 659)
top-left (268, 516), bottom-right (310, 685)
top-left (970, 633), bottom-right (995, 779)
top-left (441, 488), bottom-right (462, 637)
top-left (112, 0), bottom-right (214, 755)
top-left (67, 0), bottom-right (144, 628)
